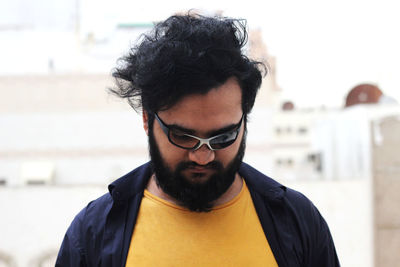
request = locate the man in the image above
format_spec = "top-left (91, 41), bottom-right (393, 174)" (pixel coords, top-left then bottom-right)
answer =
top-left (56, 13), bottom-right (340, 267)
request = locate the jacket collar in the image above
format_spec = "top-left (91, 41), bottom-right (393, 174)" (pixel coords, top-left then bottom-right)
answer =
top-left (239, 162), bottom-right (286, 201)
top-left (108, 161), bottom-right (286, 204)
top-left (108, 162), bottom-right (152, 204)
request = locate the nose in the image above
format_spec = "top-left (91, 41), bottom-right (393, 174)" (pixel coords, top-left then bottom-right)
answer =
top-left (188, 144), bottom-right (215, 165)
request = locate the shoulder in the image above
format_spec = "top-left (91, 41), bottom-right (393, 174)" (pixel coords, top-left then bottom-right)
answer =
top-left (58, 163), bottom-right (152, 258)
top-left (71, 162), bottom-right (152, 232)
top-left (239, 163), bottom-right (322, 235)
top-left (240, 163), bottom-right (339, 266)
top-left (240, 162), bottom-right (325, 229)
top-left (73, 193), bottom-right (114, 234)
top-left (240, 162), bottom-right (316, 212)
top-left (60, 192), bottom-right (113, 258)
top-left (56, 192), bottom-right (113, 266)
top-left (240, 162), bottom-right (326, 236)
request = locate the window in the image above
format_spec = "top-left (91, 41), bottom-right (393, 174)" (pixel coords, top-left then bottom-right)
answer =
top-left (298, 127), bottom-right (308, 134)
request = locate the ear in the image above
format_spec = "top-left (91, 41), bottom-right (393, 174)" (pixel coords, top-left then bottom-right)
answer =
top-left (142, 111), bottom-right (149, 136)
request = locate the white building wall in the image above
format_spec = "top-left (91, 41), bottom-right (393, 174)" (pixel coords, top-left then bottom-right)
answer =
top-left (0, 111), bottom-right (148, 186)
top-left (0, 186), bottom-right (105, 267)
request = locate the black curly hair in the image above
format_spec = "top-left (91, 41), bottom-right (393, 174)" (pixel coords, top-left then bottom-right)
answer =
top-left (111, 13), bottom-right (265, 116)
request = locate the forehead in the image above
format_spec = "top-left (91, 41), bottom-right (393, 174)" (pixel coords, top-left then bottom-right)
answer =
top-left (158, 78), bottom-right (243, 131)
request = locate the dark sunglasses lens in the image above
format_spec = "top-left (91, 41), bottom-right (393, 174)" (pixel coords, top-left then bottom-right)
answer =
top-left (209, 131), bottom-right (238, 149)
top-left (169, 132), bottom-right (199, 149)
top-left (210, 139), bottom-right (236, 150)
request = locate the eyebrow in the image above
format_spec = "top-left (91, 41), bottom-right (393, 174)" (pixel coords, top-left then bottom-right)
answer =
top-left (164, 116), bottom-right (243, 137)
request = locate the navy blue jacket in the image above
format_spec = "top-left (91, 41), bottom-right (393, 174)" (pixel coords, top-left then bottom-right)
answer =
top-left (56, 162), bottom-right (340, 267)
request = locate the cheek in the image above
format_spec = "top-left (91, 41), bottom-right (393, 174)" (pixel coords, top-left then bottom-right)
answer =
top-left (214, 150), bottom-right (233, 165)
top-left (154, 127), bottom-right (188, 165)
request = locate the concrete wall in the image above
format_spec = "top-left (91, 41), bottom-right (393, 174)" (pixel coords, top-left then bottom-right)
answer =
top-left (372, 116), bottom-right (400, 267)
top-left (0, 186), bottom-right (105, 267)
top-left (0, 111), bottom-right (148, 186)
top-left (0, 74), bottom-right (127, 114)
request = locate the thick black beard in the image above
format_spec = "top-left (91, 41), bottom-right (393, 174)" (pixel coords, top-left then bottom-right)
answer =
top-left (148, 125), bottom-right (246, 212)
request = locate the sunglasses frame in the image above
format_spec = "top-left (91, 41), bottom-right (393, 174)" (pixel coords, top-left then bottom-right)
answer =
top-left (154, 113), bottom-right (244, 151)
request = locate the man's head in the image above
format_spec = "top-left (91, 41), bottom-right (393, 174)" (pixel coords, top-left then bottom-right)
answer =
top-left (111, 13), bottom-right (265, 211)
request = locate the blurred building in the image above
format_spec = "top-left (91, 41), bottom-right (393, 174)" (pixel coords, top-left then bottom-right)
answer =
top-left (266, 83), bottom-right (399, 182)
top-left (269, 106), bottom-right (328, 180)
top-left (248, 29), bottom-right (282, 109)
top-left (345, 83), bottom-right (383, 107)
top-left (0, 74), bottom-right (148, 188)
top-left (372, 115), bottom-right (400, 266)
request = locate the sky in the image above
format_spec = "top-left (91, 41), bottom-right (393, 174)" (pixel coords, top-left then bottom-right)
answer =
top-left (1, 0), bottom-right (399, 108)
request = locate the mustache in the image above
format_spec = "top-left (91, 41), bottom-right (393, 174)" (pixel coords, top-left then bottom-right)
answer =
top-left (177, 161), bottom-right (223, 171)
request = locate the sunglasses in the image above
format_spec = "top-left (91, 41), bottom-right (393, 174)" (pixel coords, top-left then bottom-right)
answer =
top-left (154, 113), bottom-right (244, 151)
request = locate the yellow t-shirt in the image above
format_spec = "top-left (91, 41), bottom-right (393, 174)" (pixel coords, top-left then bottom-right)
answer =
top-left (125, 180), bottom-right (278, 267)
